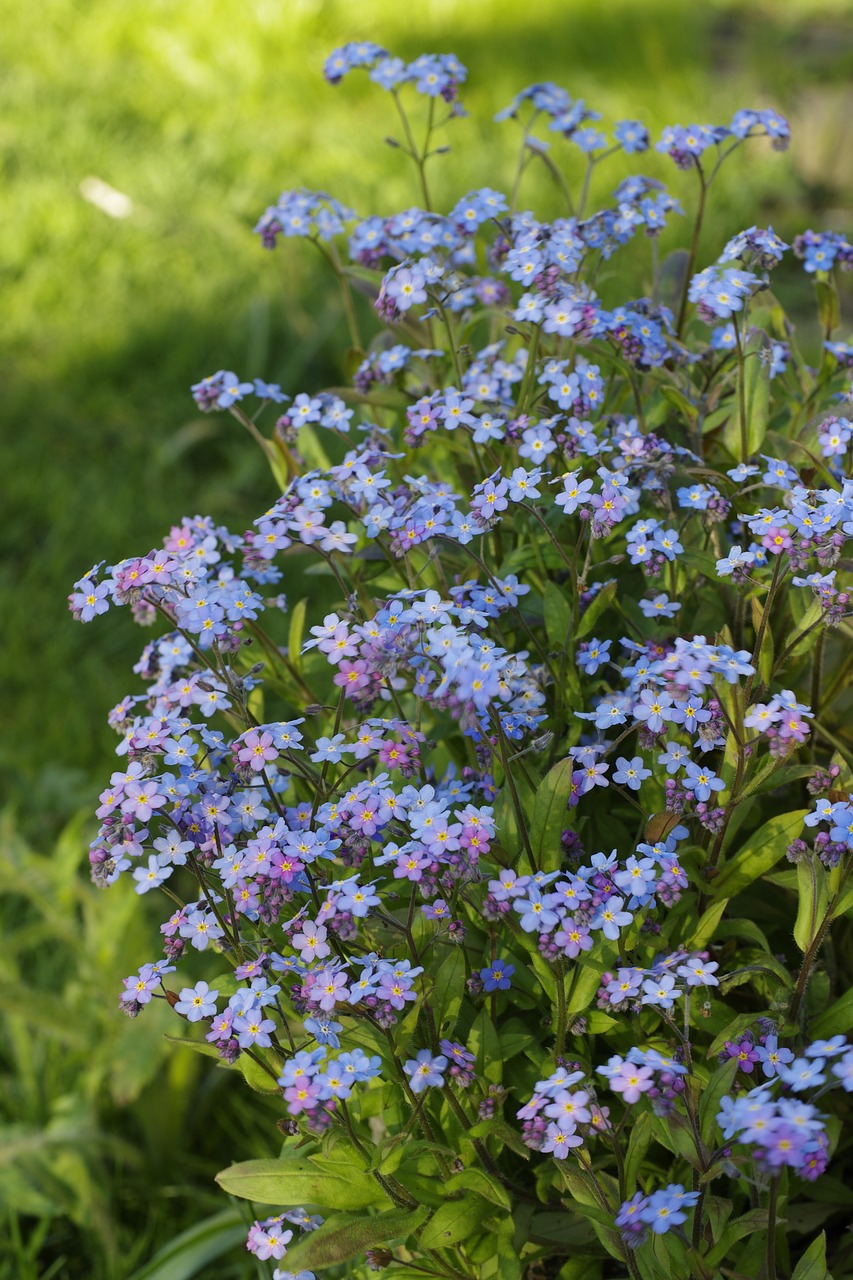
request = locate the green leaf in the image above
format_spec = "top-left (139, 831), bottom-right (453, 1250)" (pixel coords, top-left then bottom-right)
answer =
top-left (419, 1195), bottom-right (491, 1248)
top-left (567, 963), bottom-right (601, 1016)
top-left (709, 1012), bottom-right (766, 1057)
top-left (576, 580), bottom-right (617, 639)
top-left (701, 404), bottom-right (732, 436)
top-left (591, 1218), bottom-right (628, 1263)
top-left (528, 948), bottom-right (557, 1001)
top-left (288, 597), bottom-right (308, 673)
top-left (793, 858), bottom-right (830, 953)
top-left (689, 896), bottom-right (729, 949)
top-left (478, 1247), bottom-right (523, 1279)
top-left (714, 917), bottom-right (771, 951)
top-left (699, 1059), bottom-right (739, 1146)
top-left (724, 336), bottom-right (770, 459)
top-left (810, 986), bottom-right (853, 1039)
top-left (624, 1111), bottom-right (651, 1194)
top-left (679, 549), bottom-right (718, 581)
top-left (162, 1034), bottom-right (223, 1060)
top-left (704, 1209), bottom-right (769, 1269)
top-left (333, 385), bottom-right (409, 411)
top-left (237, 1049), bottom-right (284, 1094)
top-left (126, 1210), bottom-right (246, 1280)
top-left (660, 384), bottom-right (698, 425)
top-left (496, 1018), bottom-right (537, 1061)
top-left (444, 1166), bottom-right (512, 1210)
top-left (737, 761), bottom-right (814, 803)
top-left (431, 946), bottom-right (466, 1034)
top-left (280, 1207), bottom-right (429, 1272)
top-left (215, 1155), bottom-right (388, 1210)
top-left (468, 1117), bottom-right (531, 1160)
top-left (712, 810), bottom-right (807, 897)
top-left (791, 1229), bottom-right (827, 1280)
top-left (815, 279), bottom-right (840, 333)
top-left (784, 599), bottom-right (824, 662)
top-left (528, 1212), bottom-right (596, 1247)
top-left (544, 581), bottom-right (571, 649)
top-left (530, 758), bottom-right (574, 872)
top-left (468, 1008), bottom-right (503, 1084)
top-left (649, 1111), bottom-right (707, 1171)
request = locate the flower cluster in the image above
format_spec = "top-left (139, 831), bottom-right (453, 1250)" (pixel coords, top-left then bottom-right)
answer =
top-left (717, 1035), bottom-right (853, 1180)
top-left (73, 42), bottom-right (853, 1280)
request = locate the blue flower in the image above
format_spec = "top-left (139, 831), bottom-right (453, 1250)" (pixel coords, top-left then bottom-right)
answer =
top-left (612, 756), bottom-right (651, 791)
top-left (479, 959), bottom-right (514, 992)
top-left (577, 638), bottom-right (611, 676)
top-left (404, 1050), bottom-right (448, 1094)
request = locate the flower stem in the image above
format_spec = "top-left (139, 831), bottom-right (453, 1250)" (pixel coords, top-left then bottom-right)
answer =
top-left (676, 161), bottom-right (707, 339)
top-left (766, 1175), bottom-right (780, 1280)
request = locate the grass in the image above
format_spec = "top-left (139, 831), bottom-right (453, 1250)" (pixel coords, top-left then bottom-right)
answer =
top-left (0, 810), bottom-right (284, 1279)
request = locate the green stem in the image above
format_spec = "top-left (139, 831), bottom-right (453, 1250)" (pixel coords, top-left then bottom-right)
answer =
top-left (554, 958), bottom-right (568, 1058)
top-left (516, 324), bottom-right (541, 414)
top-left (228, 405), bottom-right (280, 472)
top-left (743, 553), bottom-right (784, 708)
top-left (312, 241), bottom-right (363, 350)
top-left (733, 312), bottom-right (749, 463)
top-left (676, 161), bottom-right (707, 339)
top-left (576, 155), bottom-right (595, 221)
top-left (391, 90), bottom-right (432, 210)
top-left (810, 629), bottom-right (826, 723)
top-left (765, 1176), bottom-right (779, 1280)
top-left (433, 297), bottom-right (463, 385)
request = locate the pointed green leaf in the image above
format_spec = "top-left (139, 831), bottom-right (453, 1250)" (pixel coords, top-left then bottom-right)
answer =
top-left (705, 1208), bottom-right (770, 1268)
top-left (126, 1210), bottom-right (246, 1280)
top-left (419, 1195), bottom-right (491, 1248)
top-left (163, 1034), bottom-right (223, 1060)
top-left (793, 858), bottom-right (830, 953)
top-left (576, 580), bottom-right (617, 638)
top-left (567, 962), bottom-right (601, 1015)
top-left (529, 758), bottom-right (574, 872)
top-left (712, 810), bottom-right (807, 897)
top-left (660, 384), bottom-right (698, 425)
top-left (431, 946), bottom-right (466, 1034)
top-left (467, 1008), bottom-right (503, 1084)
top-left (815, 279), bottom-right (840, 334)
top-left (544, 581), bottom-right (571, 649)
top-left (238, 1049), bottom-right (284, 1094)
top-left (280, 1207), bottom-right (429, 1272)
top-left (624, 1111), bottom-right (651, 1194)
top-left (468, 1117), bottom-right (531, 1160)
top-left (689, 896), bottom-right (729, 949)
top-left (810, 986), bottom-right (853, 1040)
top-left (444, 1166), bottom-right (511, 1210)
top-left (699, 1059), bottom-right (739, 1146)
top-left (724, 336), bottom-right (770, 459)
top-left (791, 1229), bottom-right (827, 1280)
top-left (288, 597), bottom-right (308, 673)
top-left (215, 1155), bottom-right (388, 1209)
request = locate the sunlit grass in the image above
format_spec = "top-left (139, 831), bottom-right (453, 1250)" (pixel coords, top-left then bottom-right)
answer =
top-left (2, 0), bottom-right (851, 819)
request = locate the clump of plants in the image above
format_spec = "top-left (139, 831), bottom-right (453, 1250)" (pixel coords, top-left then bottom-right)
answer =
top-left (70, 40), bottom-right (853, 1280)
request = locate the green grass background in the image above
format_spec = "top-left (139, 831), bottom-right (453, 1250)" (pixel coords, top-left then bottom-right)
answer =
top-left (1, 0), bottom-right (852, 1274)
top-left (5, 0), bottom-right (853, 829)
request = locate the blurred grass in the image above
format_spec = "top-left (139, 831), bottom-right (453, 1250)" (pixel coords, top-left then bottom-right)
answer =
top-left (0, 809), bottom-right (284, 1279)
top-left (3, 0), bottom-right (853, 830)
